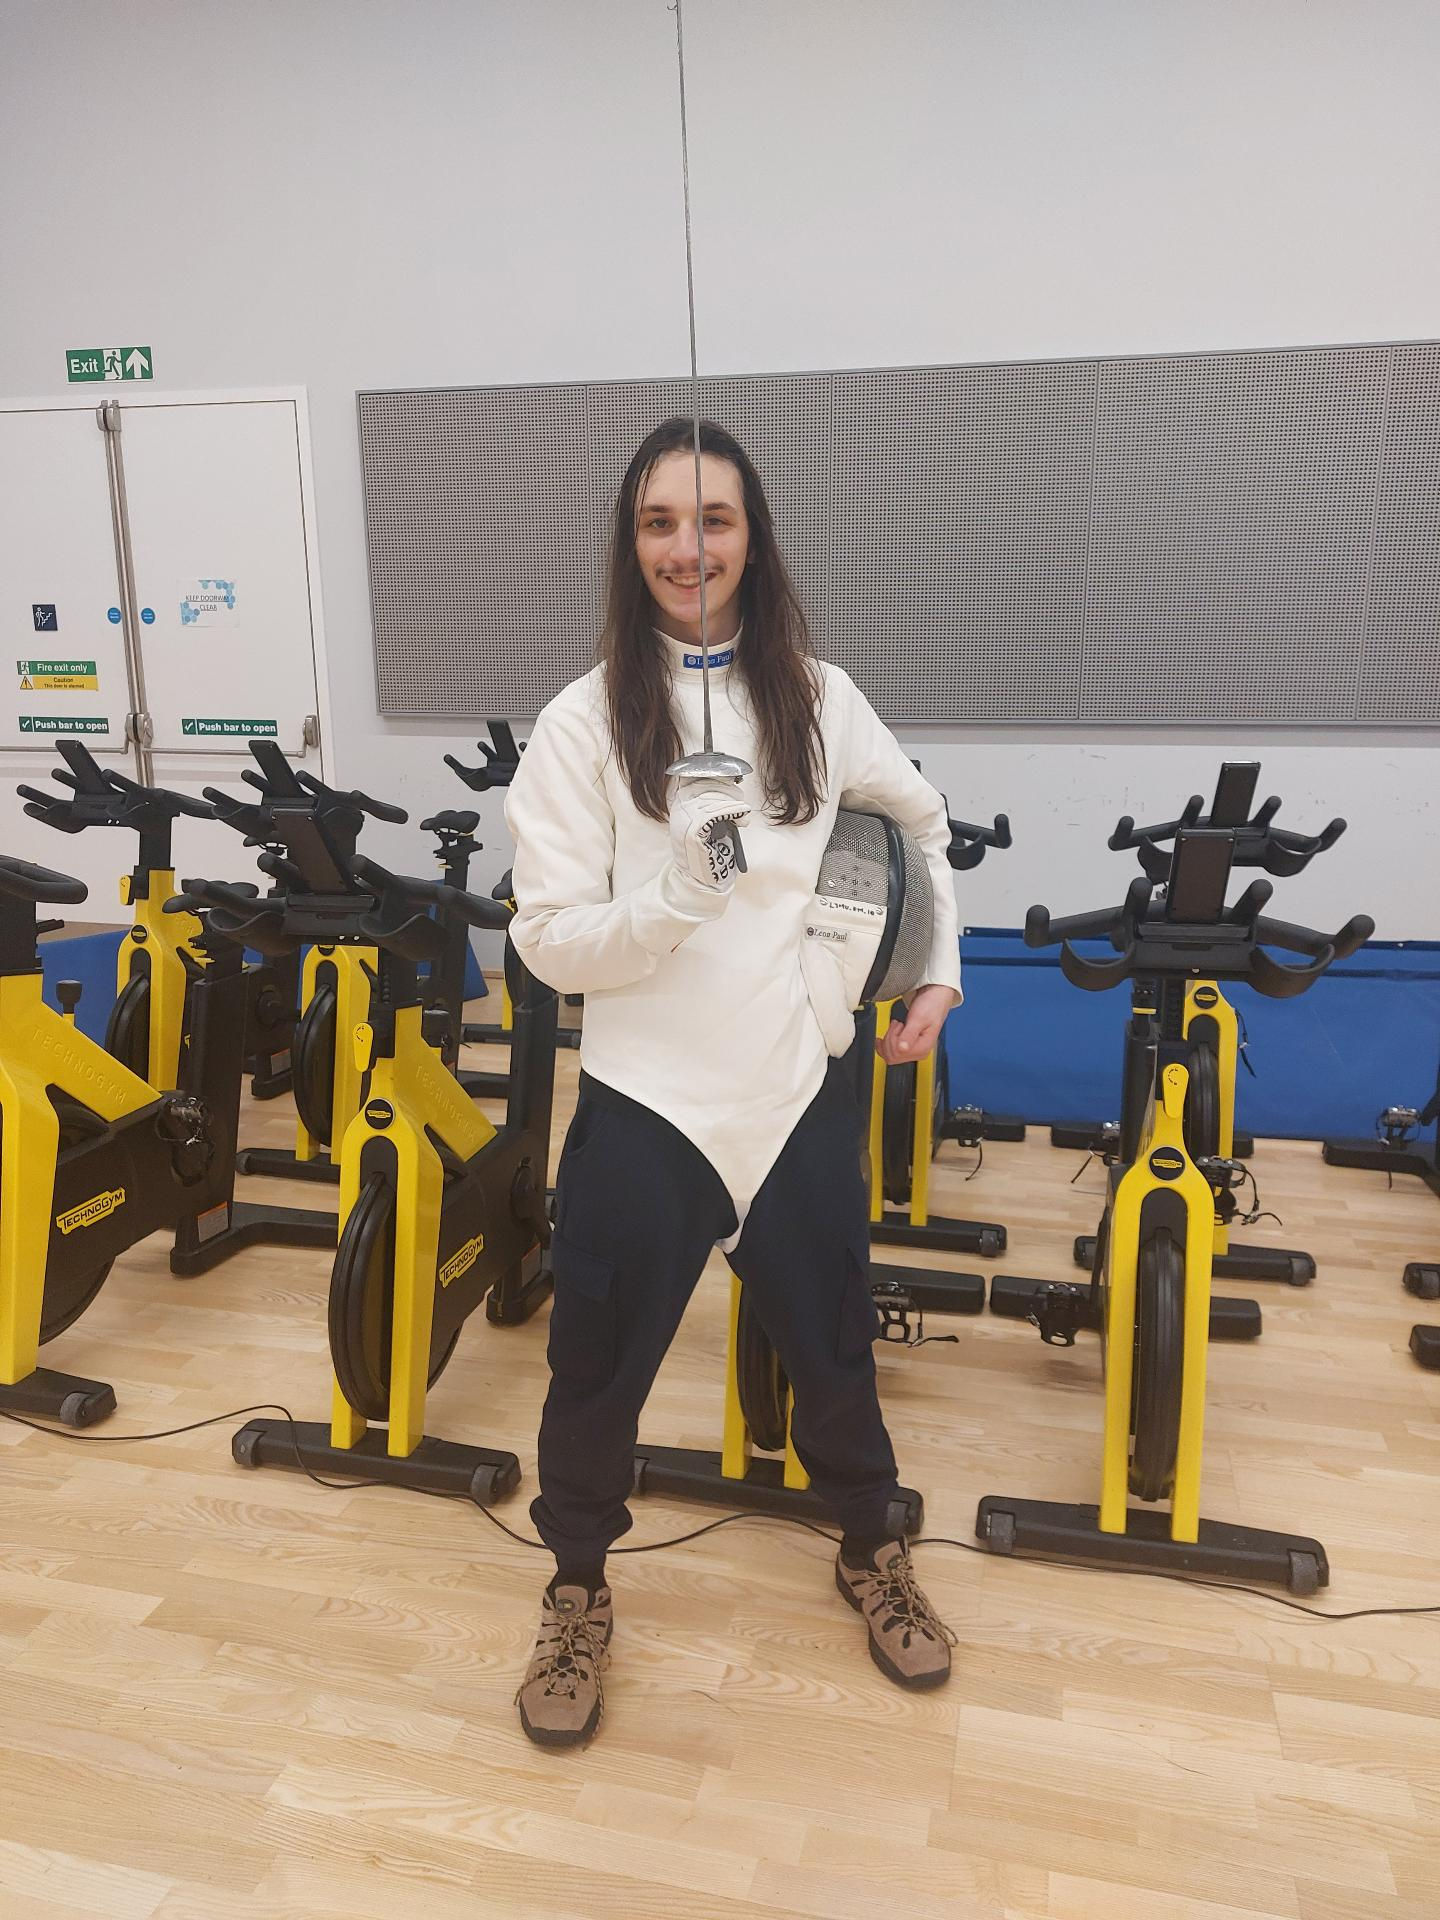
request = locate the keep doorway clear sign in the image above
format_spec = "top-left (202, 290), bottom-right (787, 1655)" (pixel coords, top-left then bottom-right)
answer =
top-left (179, 578), bottom-right (238, 627)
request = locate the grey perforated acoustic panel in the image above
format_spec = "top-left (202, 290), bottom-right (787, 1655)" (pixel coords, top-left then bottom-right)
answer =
top-left (357, 341), bottom-right (1440, 726)
top-left (1359, 343), bottom-right (1440, 723)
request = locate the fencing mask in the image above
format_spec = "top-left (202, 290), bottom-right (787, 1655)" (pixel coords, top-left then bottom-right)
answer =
top-left (800, 809), bottom-right (935, 1055)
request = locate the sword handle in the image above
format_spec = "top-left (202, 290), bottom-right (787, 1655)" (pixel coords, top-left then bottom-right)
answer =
top-left (713, 818), bottom-right (748, 875)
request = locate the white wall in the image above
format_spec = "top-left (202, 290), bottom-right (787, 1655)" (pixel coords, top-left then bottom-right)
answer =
top-left (2, 0), bottom-right (1436, 940)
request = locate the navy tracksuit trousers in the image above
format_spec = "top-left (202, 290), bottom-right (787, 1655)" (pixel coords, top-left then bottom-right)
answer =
top-left (531, 1056), bottom-right (901, 1567)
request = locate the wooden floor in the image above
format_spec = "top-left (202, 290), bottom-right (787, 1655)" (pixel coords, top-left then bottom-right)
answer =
top-left (3, 1028), bottom-right (1438, 1920)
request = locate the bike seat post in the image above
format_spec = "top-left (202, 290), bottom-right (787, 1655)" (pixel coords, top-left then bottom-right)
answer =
top-left (0, 897), bottom-right (44, 979)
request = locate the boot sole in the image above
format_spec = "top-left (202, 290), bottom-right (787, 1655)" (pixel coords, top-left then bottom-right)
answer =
top-left (519, 1697), bottom-right (602, 1748)
top-left (834, 1559), bottom-right (951, 1691)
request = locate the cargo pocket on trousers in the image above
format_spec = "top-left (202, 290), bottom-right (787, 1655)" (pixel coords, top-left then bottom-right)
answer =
top-left (835, 1229), bottom-right (879, 1364)
top-left (547, 1229), bottom-right (618, 1391)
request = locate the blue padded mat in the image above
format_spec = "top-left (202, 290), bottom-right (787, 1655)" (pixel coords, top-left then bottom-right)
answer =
top-left (944, 928), bottom-right (1440, 1142)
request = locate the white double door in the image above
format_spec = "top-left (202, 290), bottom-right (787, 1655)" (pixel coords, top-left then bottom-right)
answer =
top-left (0, 390), bottom-right (331, 917)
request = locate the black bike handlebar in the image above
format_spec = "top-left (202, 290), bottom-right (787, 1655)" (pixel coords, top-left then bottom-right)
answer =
top-left (1023, 874), bottom-right (1154, 953)
top-left (1026, 878), bottom-right (1373, 1000)
top-left (947, 812), bottom-right (1012, 872)
top-left (1109, 768), bottom-right (1347, 881)
top-left (166, 878), bottom-right (263, 915)
top-left (1253, 909), bottom-right (1373, 963)
top-left (166, 878), bottom-right (293, 955)
top-left (0, 854), bottom-right (88, 906)
top-left (1108, 800), bottom-right (1200, 851)
top-left (294, 769), bottom-right (407, 826)
top-left (19, 738), bottom-right (213, 836)
top-left (207, 744), bottom-right (406, 840)
top-left (106, 768), bottom-right (214, 819)
top-left (445, 721), bottom-right (524, 793)
top-left (256, 849), bottom-right (309, 890)
top-left (350, 855), bottom-right (513, 934)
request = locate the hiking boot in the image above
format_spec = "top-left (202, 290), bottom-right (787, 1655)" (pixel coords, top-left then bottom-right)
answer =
top-left (835, 1541), bottom-right (955, 1689)
top-left (515, 1582), bottom-right (613, 1748)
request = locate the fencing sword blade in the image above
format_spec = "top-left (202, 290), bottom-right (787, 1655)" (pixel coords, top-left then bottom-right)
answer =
top-left (666, 0), bottom-right (749, 871)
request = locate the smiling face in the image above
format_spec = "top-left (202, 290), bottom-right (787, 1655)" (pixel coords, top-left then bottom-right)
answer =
top-left (634, 449), bottom-right (750, 647)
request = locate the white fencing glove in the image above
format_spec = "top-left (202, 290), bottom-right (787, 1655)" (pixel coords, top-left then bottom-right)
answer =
top-left (668, 777), bottom-right (752, 892)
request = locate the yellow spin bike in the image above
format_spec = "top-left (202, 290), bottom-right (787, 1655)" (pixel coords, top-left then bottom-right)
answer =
top-left (1062, 762), bottom-right (1348, 1288)
top-left (981, 826), bottom-right (1371, 1593)
top-left (20, 741), bottom-right (211, 1090)
top-left (179, 828), bottom-right (557, 1499)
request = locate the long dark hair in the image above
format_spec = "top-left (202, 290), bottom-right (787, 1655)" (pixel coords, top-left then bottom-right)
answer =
top-left (600, 418), bottom-right (826, 825)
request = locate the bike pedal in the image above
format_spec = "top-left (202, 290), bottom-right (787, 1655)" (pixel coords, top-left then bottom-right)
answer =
top-left (1029, 1283), bottom-right (1090, 1347)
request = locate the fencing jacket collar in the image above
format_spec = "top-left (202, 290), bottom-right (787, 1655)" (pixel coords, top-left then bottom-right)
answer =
top-left (653, 623), bottom-right (742, 678)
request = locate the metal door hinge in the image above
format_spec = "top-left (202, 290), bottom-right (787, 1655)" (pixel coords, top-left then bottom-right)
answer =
top-left (125, 711), bottom-right (154, 747)
top-left (302, 713), bottom-right (320, 749)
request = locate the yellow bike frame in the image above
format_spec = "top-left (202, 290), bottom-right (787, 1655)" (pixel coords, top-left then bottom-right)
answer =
top-left (720, 1272), bottom-right (808, 1491)
top-left (116, 869), bottom-right (204, 1091)
top-left (295, 944), bottom-right (376, 1167)
top-left (1097, 1059), bottom-right (1216, 1543)
top-left (329, 1004), bottom-right (496, 1459)
top-left (0, 972), bottom-right (158, 1385)
top-left (867, 999), bottom-right (939, 1228)
top-left (1182, 978), bottom-right (1240, 1256)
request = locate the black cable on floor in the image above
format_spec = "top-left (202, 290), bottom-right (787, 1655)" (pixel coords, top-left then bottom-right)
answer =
top-left (908, 1534), bottom-right (1440, 1622)
top-left (0, 1402), bottom-right (394, 1498)
top-left (7, 1400), bottom-right (1439, 1622)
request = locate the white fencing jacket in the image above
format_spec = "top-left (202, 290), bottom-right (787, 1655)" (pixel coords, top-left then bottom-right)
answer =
top-left (504, 630), bottom-right (962, 1251)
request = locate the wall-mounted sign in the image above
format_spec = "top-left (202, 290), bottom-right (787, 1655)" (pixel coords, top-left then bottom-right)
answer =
top-left (180, 717), bottom-right (277, 739)
top-left (179, 578), bottom-right (237, 628)
top-left (66, 347), bottom-right (153, 383)
top-left (18, 659), bottom-right (98, 691)
top-left (19, 714), bottom-right (109, 735)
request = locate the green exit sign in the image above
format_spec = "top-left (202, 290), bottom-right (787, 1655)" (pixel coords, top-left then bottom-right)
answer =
top-left (66, 346), bottom-right (154, 383)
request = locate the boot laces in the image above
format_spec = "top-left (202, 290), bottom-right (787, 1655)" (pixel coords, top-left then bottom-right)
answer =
top-left (873, 1554), bottom-right (958, 1649)
top-left (517, 1603), bottom-right (609, 1717)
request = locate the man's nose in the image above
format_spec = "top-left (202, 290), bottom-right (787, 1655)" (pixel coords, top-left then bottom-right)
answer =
top-left (670, 518), bottom-right (700, 566)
